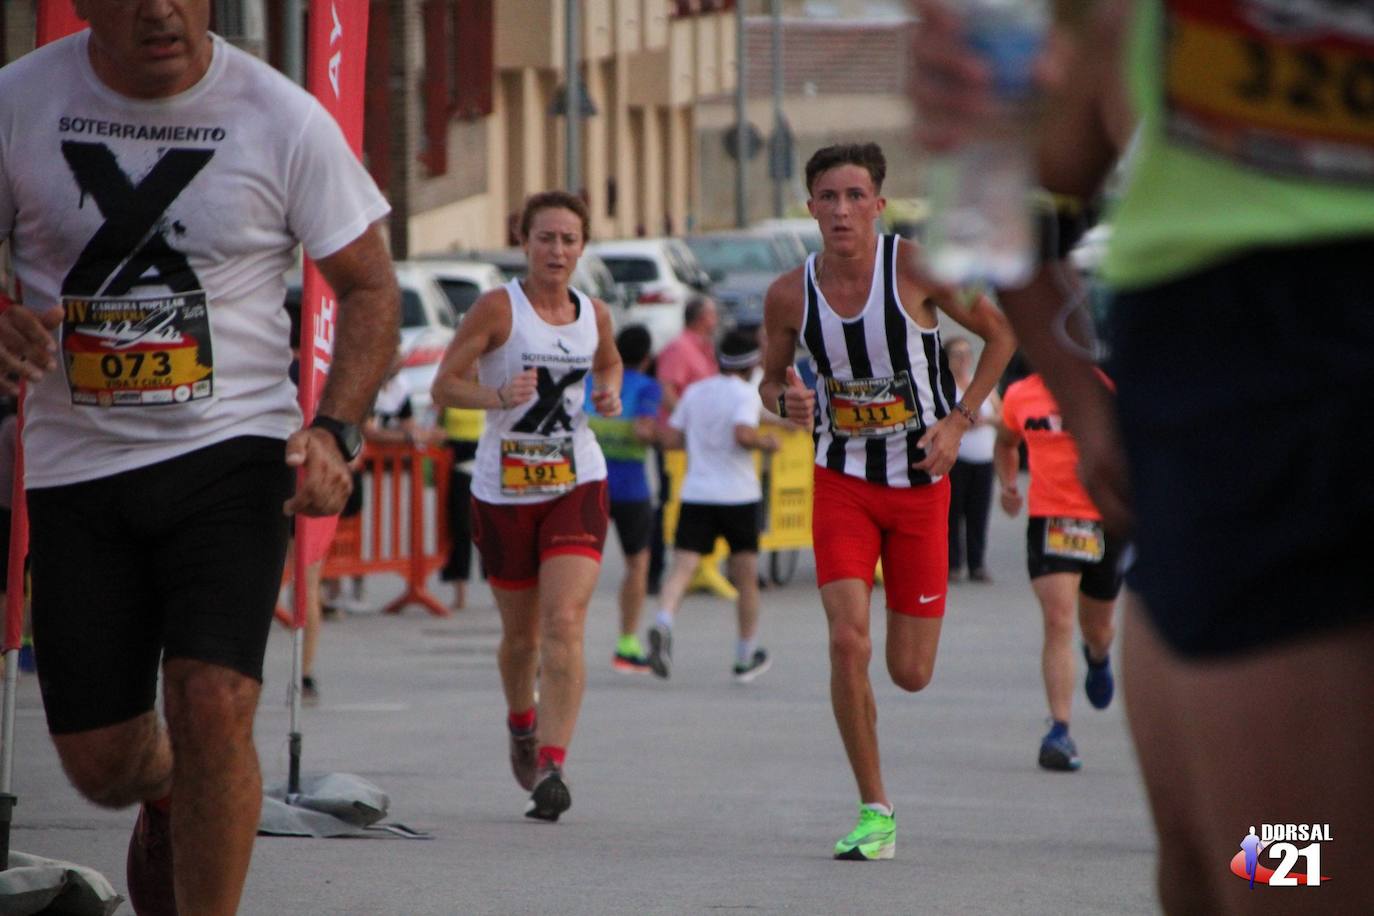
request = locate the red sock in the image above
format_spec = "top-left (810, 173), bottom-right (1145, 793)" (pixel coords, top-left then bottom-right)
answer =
top-left (537, 745), bottom-right (565, 770)
top-left (147, 794), bottom-right (172, 814)
top-left (507, 708), bottom-right (536, 733)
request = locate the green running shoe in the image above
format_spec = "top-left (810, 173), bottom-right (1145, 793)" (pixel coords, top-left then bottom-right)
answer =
top-left (834, 805), bottom-right (896, 861)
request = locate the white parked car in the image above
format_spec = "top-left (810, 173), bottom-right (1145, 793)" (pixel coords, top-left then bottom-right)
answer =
top-left (286, 263), bottom-right (456, 423)
top-left (404, 258), bottom-right (505, 319)
top-left (754, 217), bottom-right (823, 255)
top-left (587, 238), bottom-right (710, 353)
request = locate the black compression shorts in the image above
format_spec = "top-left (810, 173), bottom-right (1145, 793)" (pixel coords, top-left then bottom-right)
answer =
top-left (1025, 516), bottom-right (1124, 602)
top-left (28, 436), bottom-right (293, 734)
top-left (1108, 238), bottom-right (1374, 658)
top-left (609, 499), bottom-right (654, 556)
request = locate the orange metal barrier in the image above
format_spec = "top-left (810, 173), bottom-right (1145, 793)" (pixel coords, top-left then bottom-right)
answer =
top-left (279, 441), bottom-right (453, 621)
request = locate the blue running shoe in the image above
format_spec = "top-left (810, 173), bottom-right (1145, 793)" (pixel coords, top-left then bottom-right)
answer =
top-left (1083, 644), bottom-right (1114, 710)
top-left (1038, 723), bottom-right (1082, 772)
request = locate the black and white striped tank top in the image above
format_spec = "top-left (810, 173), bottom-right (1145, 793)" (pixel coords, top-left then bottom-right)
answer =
top-left (800, 233), bottom-right (956, 488)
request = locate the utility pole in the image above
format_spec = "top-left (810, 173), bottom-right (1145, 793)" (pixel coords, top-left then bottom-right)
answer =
top-left (734, 0), bottom-right (748, 228)
top-left (770, 0), bottom-right (784, 218)
top-left (564, 0), bottom-right (581, 195)
top-left (388, 0), bottom-right (410, 259)
top-left (283, 0), bottom-right (303, 84)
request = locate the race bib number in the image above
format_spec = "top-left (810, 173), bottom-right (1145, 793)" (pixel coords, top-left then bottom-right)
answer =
top-left (1043, 517), bottom-right (1106, 563)
top-left (1164, 0), bottom-right (1374, 181)
top-left (500, 437), bottom-right (577, 496)
top-left (826, 372), bottom-right (919, 438)
top-left (61, 292), bottom-right (213, 407)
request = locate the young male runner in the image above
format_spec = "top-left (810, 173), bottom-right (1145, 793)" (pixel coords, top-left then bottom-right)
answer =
top-left (759, 143), bottom-right (1014, 860)
top-left (648, 330), bottom-right (779, 683)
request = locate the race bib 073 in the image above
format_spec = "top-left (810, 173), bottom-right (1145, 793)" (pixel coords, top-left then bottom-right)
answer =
top-left (1164, 0), bottom-right (1374, 181)
top-left (825, 372), bottom-right (919, 438)
top-left (61, 292), bottom-right (214, 407)
top-left (500, 437), bottom-right (577, 496)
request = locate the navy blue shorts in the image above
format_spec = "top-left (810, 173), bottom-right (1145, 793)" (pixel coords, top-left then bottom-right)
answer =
top-left (1108, 238), bottom-right (1374, 657)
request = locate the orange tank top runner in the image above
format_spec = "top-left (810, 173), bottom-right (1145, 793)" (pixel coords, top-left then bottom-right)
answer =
top-left (1000, 371), bottom-right (1115, 521)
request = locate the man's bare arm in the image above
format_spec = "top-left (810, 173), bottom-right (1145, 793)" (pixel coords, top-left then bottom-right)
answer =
top-left (313, 222), bottom-right (400, 423)
top-left (284, 222), bottom-right (398, 516)
top-left (758, 270), bottom-right (814, 426)
top-left (996, 4), bottom-right (1134, 534)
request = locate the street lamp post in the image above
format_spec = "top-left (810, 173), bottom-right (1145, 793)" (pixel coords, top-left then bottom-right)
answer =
top-left (564, 0), bottom-right (581, 195)
top-left (735, 0), bottom-right (748, 228)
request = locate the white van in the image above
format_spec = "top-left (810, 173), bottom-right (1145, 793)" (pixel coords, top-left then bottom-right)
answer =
top-left (587, 238), bottom-right (710, 352)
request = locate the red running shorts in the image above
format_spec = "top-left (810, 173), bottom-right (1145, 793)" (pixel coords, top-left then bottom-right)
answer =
top-left (812, 466), bottom-right (951, 617)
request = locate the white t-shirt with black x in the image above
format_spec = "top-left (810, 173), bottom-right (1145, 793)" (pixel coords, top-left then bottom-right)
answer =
top-left (0, 31), bottom-right (389, 487)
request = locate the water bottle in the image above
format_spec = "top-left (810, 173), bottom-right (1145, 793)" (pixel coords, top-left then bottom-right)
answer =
top-left (923, 0), bottom-right (1049, 288)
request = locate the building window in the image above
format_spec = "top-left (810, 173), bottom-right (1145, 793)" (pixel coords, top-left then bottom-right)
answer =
top-left (452, 0), bottom-right (494, 121)
top-left (672, 0), bottom-right (734, 17)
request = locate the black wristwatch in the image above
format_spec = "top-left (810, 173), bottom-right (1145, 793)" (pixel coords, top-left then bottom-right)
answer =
top-left (310, 414), bottom-right (363, 461)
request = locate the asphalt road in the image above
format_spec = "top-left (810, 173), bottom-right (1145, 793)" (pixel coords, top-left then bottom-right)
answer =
top-left (3, 484), bottom-right (1158, 914)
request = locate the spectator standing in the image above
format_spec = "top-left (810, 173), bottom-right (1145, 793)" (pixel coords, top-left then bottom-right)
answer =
top-left (946, 336), bottom-right (999, 582)
top-left (440, 404), bottom-right (485, 611)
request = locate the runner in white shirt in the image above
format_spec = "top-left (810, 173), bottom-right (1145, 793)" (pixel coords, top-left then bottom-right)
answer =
top-left (0, 5), bottom-right (398, 912)
top-left (647, 330), bottom-right (780, 683)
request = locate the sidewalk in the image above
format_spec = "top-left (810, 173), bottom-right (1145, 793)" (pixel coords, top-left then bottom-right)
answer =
top-left (4, 497), bottom-right (1156, 914)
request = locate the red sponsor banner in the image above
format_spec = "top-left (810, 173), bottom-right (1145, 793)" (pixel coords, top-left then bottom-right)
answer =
top-left (36, 0), bottom-right (86, 44)
top-left (6, 4), bottom-right (87, 651)
top-left (294, 2), bottom-right (370, 618)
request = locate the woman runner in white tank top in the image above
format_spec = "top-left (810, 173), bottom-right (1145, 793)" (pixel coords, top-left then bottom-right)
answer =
top-left (431, 192), bottom-right (622, 823)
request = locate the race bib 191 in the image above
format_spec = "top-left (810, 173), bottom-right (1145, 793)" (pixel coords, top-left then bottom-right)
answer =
top-left (500, 437), bottom-right (577, 496)
top-left (1164, 0), bottom-right (1374, 181)
top-left (825, 372), bottom-right (919, 438)
top-left (61, 292), bottom-right (213, 407)
top-left (1043, 517), bottom-right (1106, 563)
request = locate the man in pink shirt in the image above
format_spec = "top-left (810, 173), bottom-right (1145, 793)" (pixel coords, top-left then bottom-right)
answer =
top-left (655, 296), bottom-right (720, 418)
top-left (650, 295), bottom-right (720, 590)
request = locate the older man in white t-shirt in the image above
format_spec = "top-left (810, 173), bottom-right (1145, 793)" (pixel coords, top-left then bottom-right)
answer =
top-left (0, 4), bottom-right (398, 912)
top-left (647, 330), bottom-right (780, 682)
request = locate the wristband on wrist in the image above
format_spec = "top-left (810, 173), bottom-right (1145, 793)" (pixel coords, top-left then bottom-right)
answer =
top-left (775, 391), bottom-right (788, 419)
top-left (496, 385), bottom-right (509, 409)
top-left (953, 400), bottom-right (976, 425)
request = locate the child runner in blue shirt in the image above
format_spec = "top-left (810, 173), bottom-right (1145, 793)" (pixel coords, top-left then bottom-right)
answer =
top-left (586, 325), bottom-right (662, 672)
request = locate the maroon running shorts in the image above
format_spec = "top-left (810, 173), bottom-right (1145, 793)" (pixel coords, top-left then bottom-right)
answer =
top-left (472, 480), bottom-right (608, 590)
